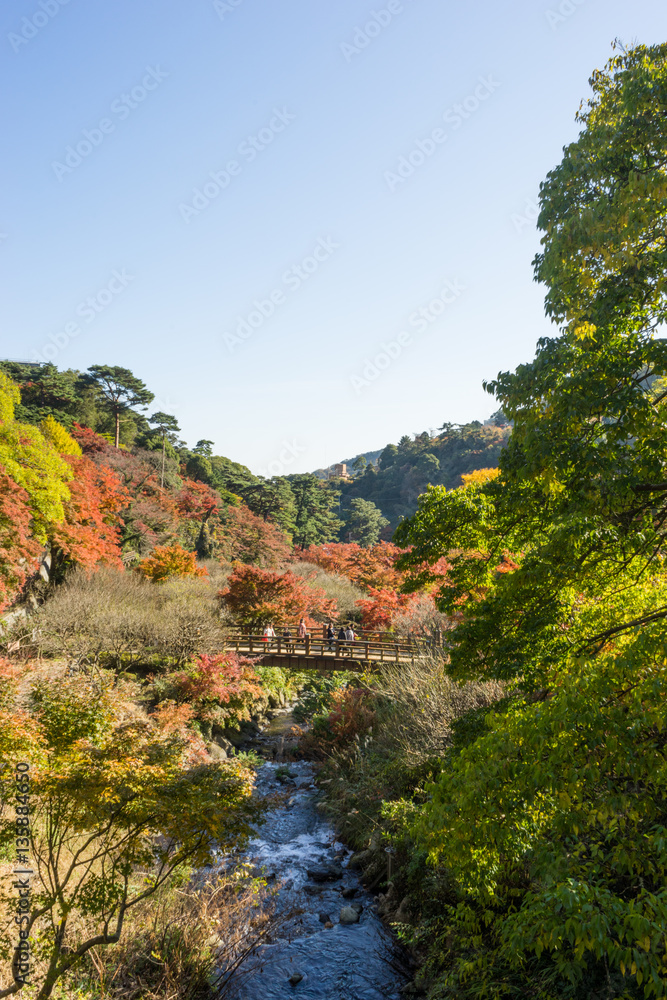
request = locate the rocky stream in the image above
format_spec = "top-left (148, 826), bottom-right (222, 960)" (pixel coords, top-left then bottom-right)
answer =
top-left (222, 707), bottom-right (411, 1000)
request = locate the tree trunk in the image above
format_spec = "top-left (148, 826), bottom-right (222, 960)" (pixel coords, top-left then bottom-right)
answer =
top-left (114, 410), bottom-right (120, 449)
top-left (161, 433), bottom-right (166, 489)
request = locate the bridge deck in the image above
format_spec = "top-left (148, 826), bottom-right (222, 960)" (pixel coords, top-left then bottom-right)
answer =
top-left (223, 632), bottom-right (433, 670)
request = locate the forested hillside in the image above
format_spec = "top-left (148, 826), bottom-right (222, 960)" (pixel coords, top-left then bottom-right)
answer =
top-left (334, 416), bottom-right (510, 531)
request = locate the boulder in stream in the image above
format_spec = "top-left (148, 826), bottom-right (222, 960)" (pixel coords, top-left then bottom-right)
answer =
top-left (288, 973), bottom-right (303, 985)
top-left (339, 905), bottom-right (361, 925)
top-left (306, 863), bottom-right (343, 882)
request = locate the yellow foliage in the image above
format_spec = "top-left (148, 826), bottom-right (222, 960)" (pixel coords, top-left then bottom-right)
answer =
top-left (0, 370), bottom-right (20, 423)
top-left (0, 373), bottom-right (72, 540)
top-left (461, 468), bottom-right (500, 487)
top-left (40, 415), bottom-right (82, 456)
top-left (573, 321), bottom-right (598, 342)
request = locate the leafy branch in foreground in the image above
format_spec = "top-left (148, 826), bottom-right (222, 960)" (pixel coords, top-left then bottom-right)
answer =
top-left (0, 673), bottom-right (261, 1000)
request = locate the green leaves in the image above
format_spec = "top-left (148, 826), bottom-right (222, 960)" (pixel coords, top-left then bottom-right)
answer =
top-left (391, 41), bottom-right (667, 997)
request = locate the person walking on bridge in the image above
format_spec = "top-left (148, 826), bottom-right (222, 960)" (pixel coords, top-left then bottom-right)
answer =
top-left (298, 618), bottom-right (308, 641)
top-left (326, 622), bottom-right (336, 651)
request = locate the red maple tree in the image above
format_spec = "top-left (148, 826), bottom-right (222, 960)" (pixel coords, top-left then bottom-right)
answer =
top-left (219, 504), bottom-right (291, 568)
top-left (50, 454), bottom-right (127, 574)
top-left (355, 586), bottom-right (419, 631)
top-left (303, 542), bottom-right (406, 590)
top-left (0, 469), bottom-right (42, 610)
top-left (220, 564), bottom-right (337, 628)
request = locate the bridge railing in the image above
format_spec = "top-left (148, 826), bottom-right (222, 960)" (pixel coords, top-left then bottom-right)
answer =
top-left (224, 625), bottom-right (442, 651)
top-left (223, 631), bottom-right (424, 664)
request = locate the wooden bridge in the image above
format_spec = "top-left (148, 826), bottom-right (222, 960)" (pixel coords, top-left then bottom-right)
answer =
top-left (222, 627), bottom-right (441, 671)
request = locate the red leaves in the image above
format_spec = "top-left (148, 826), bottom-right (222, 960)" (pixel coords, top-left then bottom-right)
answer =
top-left (177, 479), bottom-right (222, 522)
top-left (355, 587), bottom-right (419, 630)
top-left (220, 563), bottom-right (337, 627)
top-left (50, 454), bottom-right (128, 571)
top-left (70, 422), bottom-right (113, 455)
top-left (0, 468), bottom-right (41, 609)
top-left (219, 504), bottom-right (292, 568)
top-left (303, 542), bottom-right (407, 590)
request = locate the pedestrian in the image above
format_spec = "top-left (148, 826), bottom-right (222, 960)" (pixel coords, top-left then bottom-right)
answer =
top-left (298, 618), bottom-right (308, 641)
top-left (345, 624), bottom-right (356, 643)
top-left (326, 621), bottom-right (336, 651)
top-left (282, 625), bottom-right (293, 652)
top-left (263, 623), bottom-right (276, 646)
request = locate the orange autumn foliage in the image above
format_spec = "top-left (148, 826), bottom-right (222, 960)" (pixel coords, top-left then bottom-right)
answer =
top-left (50, 453), bottom-right (127, 573)
top-left (220, 564), bottom-right (337, 628)
top-left (138, 543), bottom-right (208, 583)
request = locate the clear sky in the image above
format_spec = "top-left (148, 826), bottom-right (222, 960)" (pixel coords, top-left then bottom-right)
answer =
top-left (1, 0), bottom-right (664, 476)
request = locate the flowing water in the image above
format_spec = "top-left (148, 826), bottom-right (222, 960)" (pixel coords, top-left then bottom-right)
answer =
top-left (225, 709), bottom-right (410, 1000)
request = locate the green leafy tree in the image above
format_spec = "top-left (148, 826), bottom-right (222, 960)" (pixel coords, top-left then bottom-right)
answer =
top-left (0, 364), bottom-right (83, 427)
top-left (193, 439), bottom-right (214, 457)
top-left (289, 474), bottom-right (341, 550)
top-left (185, 453), bottom-right (214, 486)
top-left (343, 498), bottom-right (388, 547)
top-left (82, 366), bottom-right (154, 448)
top-left (392, 43), bottom-right (667, 999)
top-left (148, 412), bottom-right (180, 488)
top-left (238, 478), bottom-right (297, 536)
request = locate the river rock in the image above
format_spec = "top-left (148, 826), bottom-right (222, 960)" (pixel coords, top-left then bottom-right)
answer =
top-left (306, 863), bottom-right (344, 882)
top-left (211, 728), bottom-right (234, 754)
top-left (318, 912), bottom-right (330, 923)
top-left (220, 727), bottom-right (245, 748)
top-left (339, 905), bottom-right (360, 925)
top-left (341, 887), bottom-right (357, 899)
top-left (206, 742), bottom-right (227, 761)
top-left (288, 973), bottom-right (303, 985)
top-left (324, 920), bottom-right (334, 929)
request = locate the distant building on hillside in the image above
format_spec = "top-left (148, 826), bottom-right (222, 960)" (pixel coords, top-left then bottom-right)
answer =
top-left (328, 463), bottom-right (352, 481)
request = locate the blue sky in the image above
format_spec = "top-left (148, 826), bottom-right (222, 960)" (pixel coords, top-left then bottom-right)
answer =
top-left (1, 0), bottom-right (664, 475)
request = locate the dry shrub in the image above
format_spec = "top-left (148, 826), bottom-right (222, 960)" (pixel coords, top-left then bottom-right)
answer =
top-left (373, 654), bottom-right (506, 768)
top-left (77, 867), bottom-right (282, 1000)
top-left (290, 562), bottom-right (366, 621)
top-left (391, 593), bottom-right (452, 641)
top-left (26, 568), bottom-right (227, 668)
